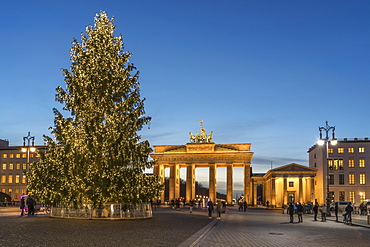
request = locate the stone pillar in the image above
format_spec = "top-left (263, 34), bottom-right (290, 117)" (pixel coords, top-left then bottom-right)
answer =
top-left (186, 164), bottom-right (195, 201)
top-left (226, 164), bottom-right (233, 205)
top-left (253, 182), bottom-right (258, 206)
top-left (209, 163), bottom-right (217, 202)
top-left (283, 178), bottom-right (287, 205)
top-left (299, 177), bottom-right (303, 203)
top-left (244, 163), bottom-right (251, 203)
top-left (169, 164), bottom-right (180, 202)
top-left (271, 178), bottom-right (276, 207)
top-left (154, 164), bottom-right (165, 203)
top-left (311, 177), bottom-right (315, 202)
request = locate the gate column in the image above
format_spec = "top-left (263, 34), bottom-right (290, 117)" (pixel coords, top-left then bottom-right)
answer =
top-left (226, 164), bottom-right (233, 205)
top-left (186, 164), bottom-right (195, 201)
top-left (209, 163), bottom-right (217, 202)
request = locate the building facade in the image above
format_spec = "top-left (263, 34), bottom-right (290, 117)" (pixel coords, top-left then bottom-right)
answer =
top-left (0, 139), bottom-right (45, 201)
top-left (308, 138), bottom-right (370, 206)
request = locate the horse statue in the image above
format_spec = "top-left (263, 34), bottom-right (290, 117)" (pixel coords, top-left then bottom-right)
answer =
top-left (207, 131), bottom-right (213, 142)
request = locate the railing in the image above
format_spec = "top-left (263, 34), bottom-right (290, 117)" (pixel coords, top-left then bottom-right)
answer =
top-left (50, 203), bottom-right (152, 219)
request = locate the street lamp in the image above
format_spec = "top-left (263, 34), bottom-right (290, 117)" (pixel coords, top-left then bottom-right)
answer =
top-left (317, 121), bottom-right (337, 216)
top-left (21, 132), bottom-right (36, 165)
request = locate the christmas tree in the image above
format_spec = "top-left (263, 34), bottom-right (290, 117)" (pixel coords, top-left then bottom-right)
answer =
top-left (27, 11), bottom-right (163, 208)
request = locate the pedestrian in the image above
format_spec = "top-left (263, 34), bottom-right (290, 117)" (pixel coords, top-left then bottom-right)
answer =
top-left (20, 197), bottom-right (25, 216)
top-left (26, 195), bottom-right (36, 216)
top-left (266, 200), bottom-right (270, 208)
top-left (4, 197), bottom-right (7, 207)
top-left (343, 203), bottom-right (353, 223)
top-left (297, 202), bottom-right (304, 222)
top-left (238, 199), bottom-right (243, 211)
top-left (335, 202), bottom-right (339, 221)
top-left (282, 204), bottom-right (286, 214)
top-left (313, 203), bottom-right (319, 221)
top-left (243, 200), bottom-right (247, 211)
top-left (189, 199), bottom-right (194, 213)
top-left (321, 204), bottom-right (327, 222)
top-left (216, 200), bottom-right (222, 219)
top-left (207, 199), bottom-right (214, 219)
top-left (288, 203), bottom-right (294, 223)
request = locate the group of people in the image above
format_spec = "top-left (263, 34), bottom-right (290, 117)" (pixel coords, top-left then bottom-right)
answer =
top-left (20, 194), bottom-right (36, 216)
top-left (287, 202), bottom-right (304, 223)
top-left (207, 199), bottom-right (225, 219)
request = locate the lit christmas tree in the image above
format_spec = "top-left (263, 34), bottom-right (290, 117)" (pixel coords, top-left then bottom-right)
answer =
top-left (27, 11), bottom-right (163, 208)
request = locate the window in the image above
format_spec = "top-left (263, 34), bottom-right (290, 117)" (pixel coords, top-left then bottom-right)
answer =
top-left (329, 159), bottom-right (343, 170)
top-left (16, 154), bottom-right (20, 158)
top-left (339, 191), bottom-right (345, 201)
top-left (2, 154), bottom-right (7, 158)
top-left (339, 174), bottom-right (345, 185)
top-left (359, 147), bottom-right (365, 153)
top-left (348, 148), bottom-right (354, 153)
top-left (9, 163), bottom-right (13, 170)
top-left (8, 189), bottom-right (12, 198)
top-left (15, 175), bottom-right (20, 184)
top-left (328, 159), bottom-right (333, 170)
top-left (289, 182), bottom-right (294, 187)
top-left (349, 174), bottom-right (355, 185)
top-left (328, 148), bottom-right (333, 154)
top-left (2, 163), bottom-right (6, 170)
top-left (22, 154), bottom-right (26, 158)
top-left (22, 175), bottom-right (26, 184)
top-left (360, 174), bottom-right (366, 185)
top-left (1, 189), bottom-right (5, 193)
top-left (329, 174), bottom-right (334, 185)
top-left (360, 192), bottom-right (366, 202)
top-left (1, 175), bottom-right (6, 184)
top-left (16, 163), bottom-right (20, 170)
top-left (30, 153), bottom-right (34, 158)
top-left (8, 175), bottom-right (12, 184)
top-left (22, 163), bottom-right (26, 170)
top-left (359, 159), bottom-right (365, 167)
top-left (9, 154), bottom-right (14, 158)
top-left (338, 148), bottom-right (344, 153)
top-left (349, 191), bottom-right (355, 203)
top-left (348, 159), bottom-right (355, 168)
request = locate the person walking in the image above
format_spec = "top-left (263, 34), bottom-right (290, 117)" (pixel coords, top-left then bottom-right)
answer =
top-left (288, 203), bottom-right (294, 223)
top-left (297, 202), bottom-right (304, 222)
top-left (20, 196), bottom-right (25, 216)
top-left (26, 195), bottom-right (36, 216)
top-left (313, 203), bottom-right (319, 221)
top-left (207, 199), bottom-right (214, 219)
top-left (335, 203), bottom-right (339, 221)
top-left (321, 204), bottom-right (327, 222)
top-left (216, 200), bottom-right (222, 219)
top-left (189, 199), bottom-right (194, 213)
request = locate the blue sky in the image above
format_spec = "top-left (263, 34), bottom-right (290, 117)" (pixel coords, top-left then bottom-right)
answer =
top-left (1, 1), bottom-right (370, 193)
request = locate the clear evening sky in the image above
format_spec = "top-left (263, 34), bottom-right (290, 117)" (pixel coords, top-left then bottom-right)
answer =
top-left (1, 1), bottom-right (370, 193)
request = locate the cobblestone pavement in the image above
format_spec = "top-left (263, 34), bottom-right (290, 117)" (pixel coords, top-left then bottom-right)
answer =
top-left (2, 206), bottom-right (370, 247)
top-left (0, 206), bottom-right (210, 247)
top-left (187, 207), bottom-right (370, 247)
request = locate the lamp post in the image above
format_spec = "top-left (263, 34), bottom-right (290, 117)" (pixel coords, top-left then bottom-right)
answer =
top-left (318, 121), bottom-right (337, 216)
top-left (21, 132), bottom-right (36, 165)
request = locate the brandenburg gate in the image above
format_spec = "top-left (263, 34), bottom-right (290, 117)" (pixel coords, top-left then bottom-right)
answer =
top-left (151, 122), bottom-right (254, 205)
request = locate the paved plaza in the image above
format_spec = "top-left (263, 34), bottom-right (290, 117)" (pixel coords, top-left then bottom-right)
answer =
top-left (1, 206), bottom-right (370, 246)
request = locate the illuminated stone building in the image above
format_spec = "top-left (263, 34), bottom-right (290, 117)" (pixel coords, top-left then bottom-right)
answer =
top-left (308, 138), bottom-right (370, 206)
top-left (251, 164), bottom-right (316, 207)
top-left (151, 122), bottom-right (317, 207)
top-left (0, 138), bottom-right (45, 201)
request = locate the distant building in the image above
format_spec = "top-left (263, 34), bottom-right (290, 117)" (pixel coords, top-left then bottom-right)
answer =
top-left (0, 138), bottom-right (45, 201)
top-left (308, 137), bottom-right (370, 206)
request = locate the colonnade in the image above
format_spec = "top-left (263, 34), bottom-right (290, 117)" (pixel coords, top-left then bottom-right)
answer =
top-left (153, 162), bottom-right (251, 205)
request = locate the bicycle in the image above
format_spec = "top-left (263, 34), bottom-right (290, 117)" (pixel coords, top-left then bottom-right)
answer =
top-left (343, 213), bottom-right (352, 225)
